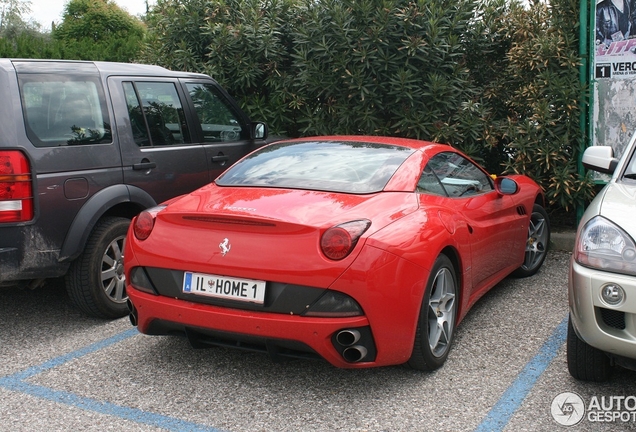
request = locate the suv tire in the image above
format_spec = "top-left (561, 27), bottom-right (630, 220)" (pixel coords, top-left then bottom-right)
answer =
top-left (566, 315), bottom-right (611, 381)
top-left (65, 217), bottom-right (131, 319)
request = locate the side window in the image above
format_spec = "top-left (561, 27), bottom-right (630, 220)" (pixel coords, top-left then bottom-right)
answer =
top-left (122, 81), bottom-right (191, 147)
top-left (19, 75), bottom-right (112, 147)
top-left (416, 165), bottom-right (448, 196)
top-left (427, 152), bottom-right (493, 198)
top-left (123, 82), bottom-right (150, 147)
top-left (185, 82), bottom-right (244, 142)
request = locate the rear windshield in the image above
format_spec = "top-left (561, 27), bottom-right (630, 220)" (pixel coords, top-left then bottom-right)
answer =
top-left (216, 141), bottom-right (414, 193)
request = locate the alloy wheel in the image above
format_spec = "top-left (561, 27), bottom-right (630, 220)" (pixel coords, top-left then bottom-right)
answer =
top-left (101, 234), bottom-right (127, 304)
top-left (427, 267), bottom-right (456, 358)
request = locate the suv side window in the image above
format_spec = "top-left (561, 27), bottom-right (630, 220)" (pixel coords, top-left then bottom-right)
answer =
top-left (185, 82), bottom-right (245, 142)
top-left (122, 81), bottom-right (191, 147)
top-left (19, 75), bottom-right (112, 147)
top-left (419, 152), bottom-right (493, 197)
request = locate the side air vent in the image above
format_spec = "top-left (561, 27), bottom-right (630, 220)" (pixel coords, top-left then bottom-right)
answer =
top-left (516, 205), bottom-right (527, 216)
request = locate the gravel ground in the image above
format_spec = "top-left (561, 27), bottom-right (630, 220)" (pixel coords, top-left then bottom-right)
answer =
top-left (1, 251), bottom-right (634, 431)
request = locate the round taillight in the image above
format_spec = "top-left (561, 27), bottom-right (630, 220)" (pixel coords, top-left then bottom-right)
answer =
top-left (321, 227), bottom-right (353, 260)
top-left (321, 220), bottom-right (371, 260)
top-left (134, 211), bottom-right (155, 240)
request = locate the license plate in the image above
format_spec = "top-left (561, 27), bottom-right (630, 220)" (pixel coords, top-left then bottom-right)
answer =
top-left (183, 272), bottom-right (266, 304)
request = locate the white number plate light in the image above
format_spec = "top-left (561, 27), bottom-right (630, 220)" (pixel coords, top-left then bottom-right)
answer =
top-left (183, 272), bottom-right (266, 304)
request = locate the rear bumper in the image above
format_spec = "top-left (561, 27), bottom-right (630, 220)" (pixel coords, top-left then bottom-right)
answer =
top-left (569, 259), bottom-right (636, 361)
top-left (0, 227), bottom-right (66, 284)
top-left (128, 287), bottom-right (384, 368)
top-left (125, 242), bottom-right (430, 368)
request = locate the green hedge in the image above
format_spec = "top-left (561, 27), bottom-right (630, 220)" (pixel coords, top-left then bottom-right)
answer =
top-left (141, 0), bottom-right (592, 215)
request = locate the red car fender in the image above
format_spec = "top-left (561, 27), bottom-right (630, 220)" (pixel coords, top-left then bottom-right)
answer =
top-left (366, 204), bottom-right (472, 321)
top-left (329, 207), bottom-right (471, 365)
top-left (329, 244), bottom-right (428, 365)
top-left (124, 222), bottom-right (141, 278)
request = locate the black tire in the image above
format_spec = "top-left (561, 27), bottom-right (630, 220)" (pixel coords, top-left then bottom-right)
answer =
top-left (65, 216), bottom-right (131, 319)
top-left (566, 316), bottom-right (611, 382)
top-left (512, 203), bottom-right (550, 278)
top-left (408, 254), bottom-right (458, 371)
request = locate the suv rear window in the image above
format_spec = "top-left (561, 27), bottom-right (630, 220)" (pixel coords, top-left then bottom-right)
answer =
top-left (18, 74), bottom-right (112, 147)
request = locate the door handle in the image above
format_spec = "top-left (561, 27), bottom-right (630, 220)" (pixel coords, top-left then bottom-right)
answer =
top-left (211, 155), bottom-right (229, 163)
top-left (133, 161), bottom-right (157, 170)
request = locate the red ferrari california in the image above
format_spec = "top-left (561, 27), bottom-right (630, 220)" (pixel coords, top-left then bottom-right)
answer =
top-left (125, 136), bottom-right (549, 370)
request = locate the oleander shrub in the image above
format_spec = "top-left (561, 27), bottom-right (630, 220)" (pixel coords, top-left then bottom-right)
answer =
top-left (142, 0), bottom-right (594, 214)
top-left (143, 0), bottom-right (299, 136)
top-left (494, 0), bottom-right (594, 212)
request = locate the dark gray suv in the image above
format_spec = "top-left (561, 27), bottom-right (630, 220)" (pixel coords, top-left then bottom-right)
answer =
top-left (0, 59), bottom-right (267, 318)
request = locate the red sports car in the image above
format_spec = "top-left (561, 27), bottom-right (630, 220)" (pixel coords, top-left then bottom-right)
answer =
top-left (125, 136), bottom-right (549, 370)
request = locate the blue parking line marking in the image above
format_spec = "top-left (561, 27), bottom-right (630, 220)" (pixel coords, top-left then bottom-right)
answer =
top-left (1, 379), bottom-right (220, 432)
top-left (10, 328), bottom-right (139, 381)
top-left (0, 328), bottom-right (221, 432)
top-left (474, 315), bottom-right (569, 432)
top-left (2, 315), bottom-right (569, 431)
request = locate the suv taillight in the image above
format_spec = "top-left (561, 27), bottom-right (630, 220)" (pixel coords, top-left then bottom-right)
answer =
top-left (0, 150), bottom-right (33, 223)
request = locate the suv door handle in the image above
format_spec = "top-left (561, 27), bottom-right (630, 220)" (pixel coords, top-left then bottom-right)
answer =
top-left (133, 161), bottom-right (157, 170)
top-left (211, 155), bottom-right (229, 163)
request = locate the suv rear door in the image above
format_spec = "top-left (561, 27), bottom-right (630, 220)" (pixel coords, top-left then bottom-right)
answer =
top-left (108, 77), bottom-right (209, 204)
top-left (180, 79), bottom-right (260, 180)
top-left (108, 76), bottom-right (259, 205)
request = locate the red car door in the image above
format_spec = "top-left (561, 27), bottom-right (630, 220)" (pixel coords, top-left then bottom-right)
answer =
top-left (427, 151), bottom-right (526, 290)
top-left (455, 191), bottom-right (524, 288)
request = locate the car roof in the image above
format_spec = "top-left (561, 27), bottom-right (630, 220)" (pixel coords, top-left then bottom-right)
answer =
top-left (0, 58), bottom-right (208, 79)
top-left (286, 135), bottom-right (450, 152)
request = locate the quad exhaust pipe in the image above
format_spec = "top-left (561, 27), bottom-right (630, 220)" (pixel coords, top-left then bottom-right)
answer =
top-left (336, 329), bottom-right (360, 347)
top-left (335, 329), bottom-right (369, 363)
top-left (127, 299), bottom-right (138, 326)
top-left (342, 345), bottom-right (368, 363)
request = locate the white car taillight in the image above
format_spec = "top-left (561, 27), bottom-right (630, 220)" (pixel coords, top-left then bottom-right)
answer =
top-left (575, 216), bottom-right (636, 276)
top-left (0, 150), bottom-right (33, 223)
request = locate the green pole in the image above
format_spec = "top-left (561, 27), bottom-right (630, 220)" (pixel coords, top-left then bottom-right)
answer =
top-left (577, 0), bottom-right (590, 222)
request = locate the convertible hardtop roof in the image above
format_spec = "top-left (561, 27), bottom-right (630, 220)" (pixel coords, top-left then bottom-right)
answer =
top-left (285, 135), bottom-right (451, 152)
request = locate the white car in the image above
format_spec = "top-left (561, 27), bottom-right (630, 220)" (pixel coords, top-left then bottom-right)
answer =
top-left (568, 136), bottom-right (636, 381)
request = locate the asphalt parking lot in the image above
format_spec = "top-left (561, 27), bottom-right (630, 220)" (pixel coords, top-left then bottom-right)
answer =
top-left (1, 250), bottom-right (635, 431)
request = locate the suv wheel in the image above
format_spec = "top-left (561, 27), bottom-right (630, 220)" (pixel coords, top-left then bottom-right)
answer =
top-left (66, 216), bottom-right (131, 319)
top-left (566, 315), bottom-right (611, 381)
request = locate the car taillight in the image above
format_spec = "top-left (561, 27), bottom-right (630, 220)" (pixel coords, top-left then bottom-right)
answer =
top-left (320, 220), bottom-right (371, 260)
top-left (133, 205), bottom-right (166, 240)
top-left (0, 150), bottom-right (33, 223)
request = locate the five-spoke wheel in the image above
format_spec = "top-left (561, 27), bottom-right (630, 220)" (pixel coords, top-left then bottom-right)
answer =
top-left (514, 203), bottom-right (550, 277)
top-left (409, 254), bottom-right (457, 370)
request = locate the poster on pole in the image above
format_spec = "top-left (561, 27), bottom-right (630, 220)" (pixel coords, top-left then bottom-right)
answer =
top-left (592, 0), bottom-right (636, 162)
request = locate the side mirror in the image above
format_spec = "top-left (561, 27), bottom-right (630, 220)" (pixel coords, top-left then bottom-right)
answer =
top-left (252, 122), bottom-right (268, 140)
top-left (494, 177), bottom-right (518, 195)
top-left (582, 146), bottom-right (619, 175)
